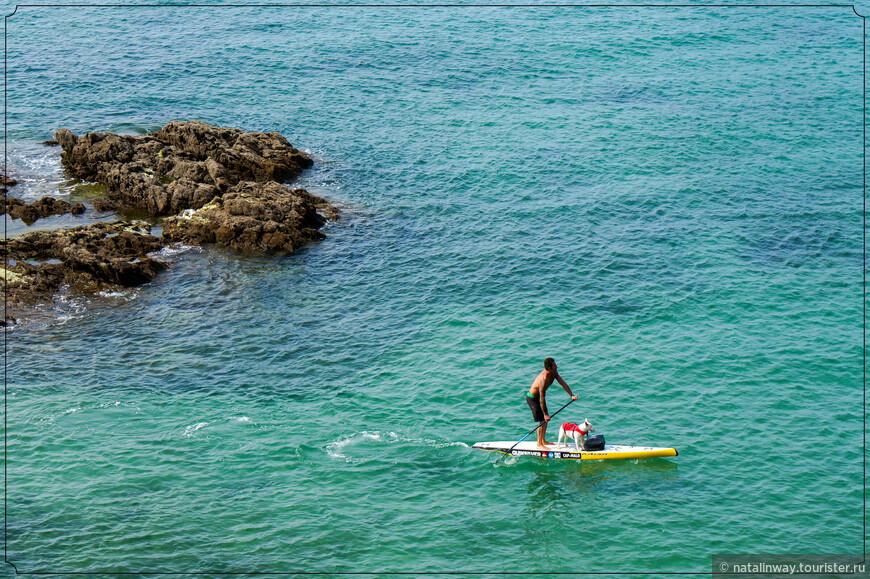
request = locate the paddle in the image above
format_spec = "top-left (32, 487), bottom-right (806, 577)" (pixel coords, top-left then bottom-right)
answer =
top-left (494, 398), bottom-right (575, 464)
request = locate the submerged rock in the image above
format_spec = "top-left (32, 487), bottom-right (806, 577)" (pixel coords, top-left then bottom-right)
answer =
top-left (2, 196), bottom-right (86, 225)
top-left (1, 171), bottom-right (18, 194)
top-left (2, 220), bottom-right (166, 309)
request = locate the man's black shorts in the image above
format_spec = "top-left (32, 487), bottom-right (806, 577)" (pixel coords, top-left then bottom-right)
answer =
top-left (526, 394), bottom-right (544, 422)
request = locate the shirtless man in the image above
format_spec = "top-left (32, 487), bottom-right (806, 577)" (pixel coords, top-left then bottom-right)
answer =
top-left (526, 357), bottom-right (578, 449)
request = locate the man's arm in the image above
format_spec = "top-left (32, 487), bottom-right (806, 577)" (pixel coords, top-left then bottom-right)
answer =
top-left (540, 391), bottom-right (549, 421)
top-left (555, 371), bottom-right (579, 401)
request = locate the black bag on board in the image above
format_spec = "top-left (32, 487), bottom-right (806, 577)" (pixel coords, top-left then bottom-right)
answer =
top-left (583, 434), bottom-right (605, 451)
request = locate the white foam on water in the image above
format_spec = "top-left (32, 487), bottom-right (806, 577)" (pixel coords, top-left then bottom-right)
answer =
top-left (90, 400), bottom-right (141, 414)
top-left (229, 416), bottom-right (251, 423)
top-left (45, 282), bottom-right (142, 324)
top-left (183, 422), bottom-right (209, 437)
top-left (96, 289), bottom-right (137, 299)
top-left (157, 243), bottom-right (200, 258)
top-left (51, 291), bottom-right (90, 324)
top-left (325, 430), bottom-right (470, 462)
top-left (6, 142), bottom-right (68, 201)
top-left (61, 406), bottom-right (81, 416)
top-left (494, 454), bottom-right (518, 467)
top-left (382, 431), bottom-right (470, 449)
top-left (325, 431), bottom-right (380, 461)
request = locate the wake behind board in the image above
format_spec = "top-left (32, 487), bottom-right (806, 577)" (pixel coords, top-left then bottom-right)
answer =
top-left (472, 440), bottom-right (678, 461)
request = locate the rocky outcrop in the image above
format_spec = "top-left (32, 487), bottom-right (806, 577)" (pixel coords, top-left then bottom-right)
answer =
top-left (2, 221), bottom-right (166, 307)
top-left (1, 172), bottom-right (18, 194)
top-left (3, 196), bottom-right (85, 225)
top-left (1, 169), bottom-right (85, 224)
top-left (7, 121), bottom-right (336, 320)
top-left (163, 182), bottom-right (332, 253)
top-left (54, 121), bottom-right (315, 218)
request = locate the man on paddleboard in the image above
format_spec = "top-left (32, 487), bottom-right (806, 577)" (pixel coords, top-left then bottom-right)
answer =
top-left (527, 357), bottom-right (577, 449)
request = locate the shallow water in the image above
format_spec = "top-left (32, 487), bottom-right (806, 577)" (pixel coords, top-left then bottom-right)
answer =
top-left (4, 3), bottom-right (864, 574)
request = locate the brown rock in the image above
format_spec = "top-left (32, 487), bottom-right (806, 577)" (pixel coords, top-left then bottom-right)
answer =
top-left (54, 121), bottom-right (337, 253)
top-left (153, 121), bottom-right (313, 183)
top-left (54, 121), bottom-right (314, 217)
top-left (2, 172), bottom-right (18, 188)
top-left (2, 220), bottom-right (166, 311)
top-left (2, 195), bottom-right (81, 225)
top-left (162, 181), bottom-right (329, 253)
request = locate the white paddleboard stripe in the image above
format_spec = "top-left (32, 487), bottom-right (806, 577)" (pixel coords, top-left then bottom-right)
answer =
top-left (472, 440), bottom-right (678, 460)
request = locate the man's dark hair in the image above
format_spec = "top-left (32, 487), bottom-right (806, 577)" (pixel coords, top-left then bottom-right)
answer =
top-left (544, 357), bottom-right (555, 370)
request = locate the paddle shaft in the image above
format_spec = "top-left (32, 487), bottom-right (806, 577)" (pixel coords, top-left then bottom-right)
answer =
top-left (495, 398), bottom-right (575, 463)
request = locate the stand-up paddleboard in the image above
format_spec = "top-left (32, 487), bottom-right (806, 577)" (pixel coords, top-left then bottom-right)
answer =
top-left (473, 440), bottom-right (678, 460)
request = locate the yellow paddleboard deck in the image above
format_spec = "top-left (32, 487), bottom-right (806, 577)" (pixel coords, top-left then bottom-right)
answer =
top-left (472, 440), bottom-right (678, 460)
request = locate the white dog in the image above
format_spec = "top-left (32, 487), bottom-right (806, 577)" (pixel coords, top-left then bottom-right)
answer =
top-left (557, 419), bottom-right (594, 451)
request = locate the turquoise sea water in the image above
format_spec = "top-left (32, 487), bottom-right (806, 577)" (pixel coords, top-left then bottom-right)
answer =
top-left (3, 3), bottom-right (865, 574)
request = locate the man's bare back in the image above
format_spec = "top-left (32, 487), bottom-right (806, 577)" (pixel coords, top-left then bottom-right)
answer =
top-left (529, 369), bottom-right (556, 397)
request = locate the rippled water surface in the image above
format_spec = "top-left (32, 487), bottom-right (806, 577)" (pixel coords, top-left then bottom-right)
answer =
top-left (4, 3), bottom-right (864, 574)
